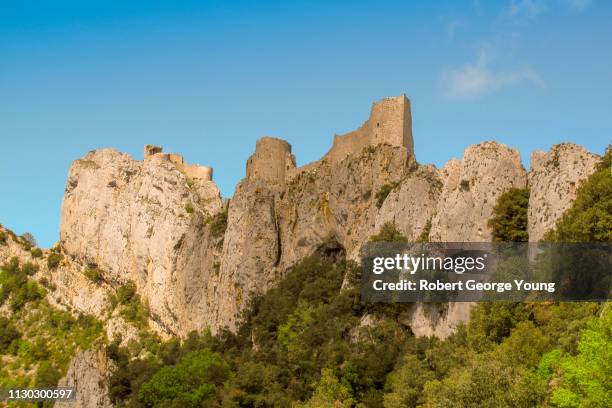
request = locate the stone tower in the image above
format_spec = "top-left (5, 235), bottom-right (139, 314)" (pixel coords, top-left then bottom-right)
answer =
top-left (326, 94), bottom-right (414, 162)
top-left (246, 137), bottom-right (296, 184)
top-left (369, 95), bottom-right (413, 152)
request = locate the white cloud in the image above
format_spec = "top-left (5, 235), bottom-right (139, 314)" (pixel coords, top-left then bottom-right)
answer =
top-left (442, 50), bottom-right (544, 100)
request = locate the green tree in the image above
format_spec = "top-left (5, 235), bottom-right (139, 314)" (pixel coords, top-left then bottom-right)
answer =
top-left (299, 368), bottom-right (355, 408)
top-left (422, 355), bottom-right (546, 408)
top-left (488, 188), bottom-right (529, 242)
top-left (383, 354), bottom-right (434, 408)
top-left (137, 349), bottom-right (229, 408)
top-left (549, 308), bottom-right (611, 407)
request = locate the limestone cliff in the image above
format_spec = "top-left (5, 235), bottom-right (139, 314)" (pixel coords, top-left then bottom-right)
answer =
top-left (528, 143), bottom-right (600, 242)
top-left (214, 142), bottom-right (414, 330)
top-left (50, 94), bottom-right (601, 339)
top-left (59, 147), bottom-right (224, 336)
top-left (430, 142), bottom-right (527, 242)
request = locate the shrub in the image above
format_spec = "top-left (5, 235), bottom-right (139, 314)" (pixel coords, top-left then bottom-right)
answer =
top-left (21, 262), bottom-right (39, 276)
top-left (207, 209), bottom-right (228, 239)
top-left (375, 182), bottom-right (399, 208)
top-left (0, 231), bottom-right (7, 245)
top-left (30, 248), bottom-right (43, 258)
top-left (0, 258), bottom-right (45, 311)
top-left (20, 232), bottom-right (37, 249)
top-left (35, 361), bottom-right (62, 387)
top-left (185, 202), bottom-right (194, 214)
top-left (488, 188), bottom-right (530, 242)
top-left (115, 283), bottom-right (149, 327)
top-left (0, 317), bottom-right (21, 354)
top-left (116, 282), bottom-right (137, 305)
top-left (10, 280), bottom-right (45, 311)
top-left (369, 222), bottom-right (408, 243)
top-left (84, 267), bottom-right (103, 284)
top-left (47, 253), bottom-right (63, 269)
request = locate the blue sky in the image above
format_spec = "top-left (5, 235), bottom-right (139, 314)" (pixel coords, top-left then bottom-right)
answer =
top-left (1, 0), bottom-right (610, 247)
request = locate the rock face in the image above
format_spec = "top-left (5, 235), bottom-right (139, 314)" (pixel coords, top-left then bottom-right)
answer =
top-left (56, 344), bottom-right (114, 408)
top-left (60, 147), bottom-right (224, 336)
top-left (214, 143), bottom-right (414, 330)
top-left (528, 143), bottom-right (600, 241)
top-left (55, 95), bottom-right (600, 339)
top-left (430, 142), bottom-right (527, 242)
top-left (374, 165), bottom-right (441, 241)
top-left (389, 142), bottom-right (527, 338)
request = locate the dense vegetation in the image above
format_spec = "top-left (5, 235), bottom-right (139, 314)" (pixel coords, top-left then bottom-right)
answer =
top-left (0, 258), bottom-right (103, 390)
top-left (104, 149), bottom-right (611, 407)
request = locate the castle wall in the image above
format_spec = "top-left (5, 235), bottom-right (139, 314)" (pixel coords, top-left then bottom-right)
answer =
top-left (325, 94), bottom-right (414, 162)
top-left (183, 164), bottom-right (213, 181)
top-left (168, 154), bottom-right (184, 166)
top-left (143, 145), bottom-right (213, 181)
top-left (326, 127), bottom-right (371, 162)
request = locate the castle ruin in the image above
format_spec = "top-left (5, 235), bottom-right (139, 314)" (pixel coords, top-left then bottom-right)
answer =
top-left (245, 94), bottom-right (414, 184)
top-left (142, 95), bottom-right (414, 186)
top-left (325, 94), bottom-right (413, 162)
top-left (246, 137), bottom-right (296, 184)
top-left (144, 145), bottom-right (213, 181)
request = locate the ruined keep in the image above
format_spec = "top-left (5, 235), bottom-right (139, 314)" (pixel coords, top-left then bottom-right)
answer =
top-left (246, 137), bottom-right (296, 184)
top-left (326, 94), bottom-right (414, 162)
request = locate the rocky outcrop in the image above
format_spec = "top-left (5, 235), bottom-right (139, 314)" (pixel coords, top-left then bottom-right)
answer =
top-left (399, 303), bottom-right (473, 338)
top-left (56, 344), bottom-right (114, 408)
top-left (430, 142), bottom-right (527, 242)
top-left (388, 142), bottom-right (527, 338)
top-left (53, 95), bottom-right (599, 339)
top-left (528, 143), bottom-right (600, 241)
top-left (214, 144), bottom-right (415, 330)
top-left (374, 164), bottom-right (441, 241)
top-left (60, 148), bottom-right (224, 336)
